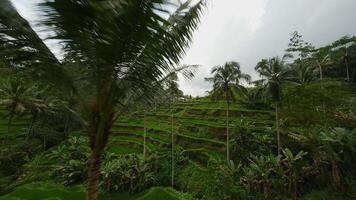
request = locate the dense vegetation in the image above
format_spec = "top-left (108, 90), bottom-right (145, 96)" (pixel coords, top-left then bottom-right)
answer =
top-left (0, 0), bottom-right (356, 199)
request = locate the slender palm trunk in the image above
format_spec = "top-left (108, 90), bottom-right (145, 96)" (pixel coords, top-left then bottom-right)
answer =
top-left (6, 114), bottom-right (14, 150)
top-left (331, 159), bottom-right (341, 188)
top-left (171, 101), bottom-right (174, 188)
top-left (143, 110), bottom-right (147, 158)
top-left (226, 99), bottom-right (230, 162)
top-left (87, 150), bottom-right (101, 200)
top-left (86, 104), bottom-right (113, 200)
top-left (27, 113), bottom-right (37, 140)
top-left (276, 104), bottom-right (281, 156)
top-left (317, 61), bottom-right (323, 80)
top-left (293, 173), bottom-right (297, 200)
top-left (346, 59), bottom-right (350, 82)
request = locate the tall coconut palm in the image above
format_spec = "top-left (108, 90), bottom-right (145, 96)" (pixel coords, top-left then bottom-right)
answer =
top-left (0, 1), bottom-right (205, 199)
top-left (330, 37), bottom-right (356, 82)
top-left (205, 61), bottom-right (251, 162)
top-left (312, 47), bottom-right (332, 81)
top-left (165, 72), bottom-right (180, 188)
top-left (255, 56), bottom-right (293, 155)
top-left (0, 78), bottom-right (39, 135)
top-left (294, 63), bottom-right (314, 86)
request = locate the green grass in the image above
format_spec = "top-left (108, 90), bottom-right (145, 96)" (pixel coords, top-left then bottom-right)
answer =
top-left (136, 187), bottom-right (189, 200)
top-left (302, 190), bottom-right (356, 200)
top-left (0, 183), bottom-right (85, 200)
top-left (107, 145), bottom-right (139, 155)
top-left (0, 184), bottom-right (190, 200)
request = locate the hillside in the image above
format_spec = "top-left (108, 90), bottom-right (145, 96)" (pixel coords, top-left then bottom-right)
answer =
top-left (108, 80), bottom-right (356, 164)
top-left (1, 80), bottom-right (356, 199)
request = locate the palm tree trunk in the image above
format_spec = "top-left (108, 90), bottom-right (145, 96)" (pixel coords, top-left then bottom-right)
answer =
top-left (86, 101), bottom-right (113, 200)
top-left (331, 160), bottom-right (341, 188)
top-left (5, 113), bottom-right (14, 150)
top-left (346, 59), bottom-right (350, 82)
top-left (226, 100), bottom-right (230, 162)
top-left (294, 173), bottom-right (297, 200)
top-left (171, 102), bottom-right (175, 188)
top-left (143, 110), bottom-right (147, 158)
top-left (27, 113), bottom-right (37, 140)
top-left (276, 104), bottom-right (281, 156)
top-left (317, 61), bottom-right (323, 80)
top-left (87, 150), bottom-right (101, 200)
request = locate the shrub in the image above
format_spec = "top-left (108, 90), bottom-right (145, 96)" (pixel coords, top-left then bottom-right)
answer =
top-left (101, 153), bottom-right (158, 193)
top-left (50, 136), bottom-right (90, 185)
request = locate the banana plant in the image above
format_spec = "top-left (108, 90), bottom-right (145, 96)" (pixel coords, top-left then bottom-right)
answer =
top-left (242, 154), bottom-right (284, 199)
top-left (281, 148), bottom-right (307, 200)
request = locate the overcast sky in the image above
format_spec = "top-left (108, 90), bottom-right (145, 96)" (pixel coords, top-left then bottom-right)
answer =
top-left (11, 0), bottom-right (356, 96)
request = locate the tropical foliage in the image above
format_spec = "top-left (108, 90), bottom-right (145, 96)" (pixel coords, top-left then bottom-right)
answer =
top-left (1, 1), bottom-right (356, 200)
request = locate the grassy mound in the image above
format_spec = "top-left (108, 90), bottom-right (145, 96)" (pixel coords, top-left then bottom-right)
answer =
top-left (0, 183), bottom-right (85, 200)
top-left (0, 184), bottom-right (191, 200)
top-left (137, 187), bottom-right (192, 200)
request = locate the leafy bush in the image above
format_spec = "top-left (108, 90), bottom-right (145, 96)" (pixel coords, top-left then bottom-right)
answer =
top-left (101, 153), bottom-right (158, 193)
top-left (155, 146), bottom-right (188, 186)
top-left (241, 154), bottom-right (285, 199)
top-left (50, 136), bottom-right (90, 185)
top-left (0, 150), bottom-right (28, 176)
top-left (206, 160), bottom-right (251, 200)
top-left (0, 139), bottom-right (42, 177)
top-left (231, 120), bottom-right (274, 164)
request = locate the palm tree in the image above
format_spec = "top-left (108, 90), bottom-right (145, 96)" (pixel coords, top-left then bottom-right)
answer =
top-left (205, 61), bottom-right (251, 162)
top-left (255, 56), bottom-right (293, 155)
top-left (0, 77), bottom-right (63, 151)
top-left (294, 63), bottom-right (314, 86)
top-left (166, 72), bottom-right (180, 188)
top-left (0, 1), bottom-right (205, 199)
top-left (343, 46), bottom-right (352, 82)
top-left (0, 78), bottom-right (38, 135)
top-left (312, 47), bottom-right (332, 81)
top-left (330, 37), bottom-right (356, 82)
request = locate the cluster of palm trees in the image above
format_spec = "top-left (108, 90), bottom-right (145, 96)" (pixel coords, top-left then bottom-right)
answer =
top-left (206, 57), bottom-right (292, 160)
top-left (0, 1), bottom-right (206, 199)
top-left (207, 32), bottom-right (356, 162)
top-left (287, 32), bottom-right (356, 84)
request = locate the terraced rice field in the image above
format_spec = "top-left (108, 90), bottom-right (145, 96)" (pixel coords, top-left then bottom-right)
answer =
top-left (109, 99), bottom-right (275, 165)
top-left (0, 108), bottom-right (29, 143)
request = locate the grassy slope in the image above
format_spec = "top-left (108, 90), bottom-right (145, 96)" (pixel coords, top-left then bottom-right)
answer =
top-left (0, 108), bottom-right (29, 140)
top-left (109, 80), bottom-right (356, 166)
top-left (1, 80), bottom-right (356, 199)
top-left (0, 183), bottom-right (85, 200)
top-left (0, 183), bottom-right (186, 200)
top-left (110, 98), bottom-right (275, 165)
